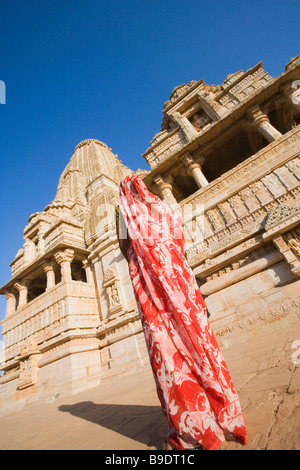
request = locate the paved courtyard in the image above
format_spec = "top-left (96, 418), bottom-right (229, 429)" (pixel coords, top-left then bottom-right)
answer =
top-left (0, 319), bottom-right (299, 451)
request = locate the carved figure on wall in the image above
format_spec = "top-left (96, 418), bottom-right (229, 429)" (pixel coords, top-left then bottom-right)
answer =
top-left (288, 238), bottom-right (300, 258)
top-left (110, 283), bottom-right (120, 306)
top-left (191, 112), bottom-right (211, 130)
top-left (103, 269), bottom-right (123, 314)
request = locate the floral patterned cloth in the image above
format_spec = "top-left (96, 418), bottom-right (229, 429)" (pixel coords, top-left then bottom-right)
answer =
top-left (119, 174), bottom-right (247, 450)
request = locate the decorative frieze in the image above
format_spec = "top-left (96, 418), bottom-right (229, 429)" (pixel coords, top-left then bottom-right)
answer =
top-left (215, 299), bottom-right (300, 338)
top-left (98, 309), bottom-right (141, 346)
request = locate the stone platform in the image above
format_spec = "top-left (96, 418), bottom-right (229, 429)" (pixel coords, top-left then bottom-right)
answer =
top-left (0, 321), bottom-right (299, 451)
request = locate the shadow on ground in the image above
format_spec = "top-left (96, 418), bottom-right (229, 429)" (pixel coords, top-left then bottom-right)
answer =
top-left (59, 402), bottom-right (167, 448)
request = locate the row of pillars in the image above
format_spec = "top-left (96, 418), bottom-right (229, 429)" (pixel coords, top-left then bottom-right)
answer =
top-left (153, 154), bottom-right (209, 205)
top-left (154, 101), bottom-right (297, 204)
top-left (4, 249), bottom-right (93, 316)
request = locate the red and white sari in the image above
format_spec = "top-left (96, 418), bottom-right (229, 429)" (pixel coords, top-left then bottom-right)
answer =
top-left (119, 175), bottom-right (247, 450)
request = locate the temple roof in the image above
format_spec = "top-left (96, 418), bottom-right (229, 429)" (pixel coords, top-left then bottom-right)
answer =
top-left (53, 139), bottom-right (132, 205)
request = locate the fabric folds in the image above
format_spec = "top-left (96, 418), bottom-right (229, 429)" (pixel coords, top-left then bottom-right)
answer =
top-left (119, 174), bottom-right (247, 450)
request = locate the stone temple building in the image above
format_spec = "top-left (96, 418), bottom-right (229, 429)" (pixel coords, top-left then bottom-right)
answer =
top-left (1, 55), bottom-right (300, 414)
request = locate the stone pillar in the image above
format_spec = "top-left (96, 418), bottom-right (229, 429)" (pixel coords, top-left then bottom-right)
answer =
top-left (37, 231), bottom-right (46, 256)
top-left (23, 238), bottom-right (36, 264)
top-left (54, 249), bottom-right (75, 283)
top-left (153, 175), bottom-right (178, 205)
top-left (14, 281), bottom-right (29, 308)
top-left (5, 292), bottom-right (16, 316)
top-left (248, 105), bottom-right (282, 142)
top-left (170, 111), bottom-right (199, 141)
top-left (43, 261), bottom-right (56, 290)
top-left (182, 154), bottom-right (209, 189)
top-left (82, 260), bottom-right (94, 284)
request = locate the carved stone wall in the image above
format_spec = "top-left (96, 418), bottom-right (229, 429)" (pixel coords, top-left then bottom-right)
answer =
top-left (1, 56), bottom-right (300, 414)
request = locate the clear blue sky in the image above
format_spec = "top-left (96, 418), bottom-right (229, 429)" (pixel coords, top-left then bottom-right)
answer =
top-left (0, 0), bottom-right (299, 320)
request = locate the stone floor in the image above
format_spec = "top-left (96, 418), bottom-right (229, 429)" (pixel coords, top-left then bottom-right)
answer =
top-left (0, 319), bottom-right (299, 451)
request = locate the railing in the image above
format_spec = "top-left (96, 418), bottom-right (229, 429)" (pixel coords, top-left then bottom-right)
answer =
top-left (10, 219), bottom-right (86, 278)
top-left (1, 281), bottom-right (98, 363)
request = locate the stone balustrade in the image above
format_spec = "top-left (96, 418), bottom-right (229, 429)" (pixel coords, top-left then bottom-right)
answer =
top-left (3, 245), bottom-right (94, 317)
top-left (1, 281), bottom-right (98, 364)
top-left (10, 219), bottom-right (86, 279)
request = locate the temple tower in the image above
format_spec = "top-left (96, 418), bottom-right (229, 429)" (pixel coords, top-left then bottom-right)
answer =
top-left (0, 140), bottom-right (148, 413)
top-left (1, 55), bottom-right (300, 414)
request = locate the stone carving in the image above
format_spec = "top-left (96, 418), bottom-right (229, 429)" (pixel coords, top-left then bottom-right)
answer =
top-left (103, 269), bottom-right (123, 315)
top-left (265, 204), bottom-right (300, 230)
top-left (1, 56), bottom-right (300, 413)
top-left (18, 354), bottom-right (39, 390)
top-left (215, 300), bottom-right (300, 338)
top-left (164, 81), bottom-right (198, 108)
top-left (286, 157), bottom-right (300, 179)
top-left (103, 268), bottom-right (117, 285)
top-left (283, 227), bottom-right (300, 259)
top-left (288, 238), bottom-right (300, 258)
top-left (191, 111), bottom-right (212, 130)
top-left (84, 191), bottom-right (118, 246)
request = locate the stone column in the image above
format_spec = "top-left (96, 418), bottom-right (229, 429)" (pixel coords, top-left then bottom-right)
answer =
top-left (153, 175), bottom-right (178, 205)
top-left (182, 154), bottom-right (208, 189)
top-left (43, 261), bottom-right (56, 291)
top-left (5, 292), bottom-right (16, 316)
top-left (82, 260), bottom-right (94, 284)
top-left (23, 238), bottom-right (36, 264)
top-left (37, 231), bottom-right (46, 256)
top-left (54, 249), bottom-right (75, 283)
top-left (248, 105), bottom-right (282, 142)
top-left (170, 111), bottom-right (199, 141)
top-left (14, 281), bottom-right (29, 308)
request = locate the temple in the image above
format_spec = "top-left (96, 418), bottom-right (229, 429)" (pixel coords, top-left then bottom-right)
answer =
top-left (1, 55), bottom-right (300, 413)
